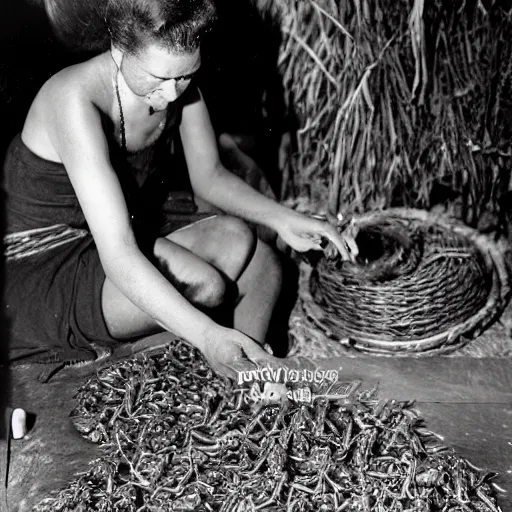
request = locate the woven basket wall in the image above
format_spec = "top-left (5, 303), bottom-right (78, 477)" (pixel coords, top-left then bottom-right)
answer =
top-left (289, 208), bottom-right (511, 358)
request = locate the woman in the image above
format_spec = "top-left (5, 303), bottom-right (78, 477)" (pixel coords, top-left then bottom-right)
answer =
top-left (3, 0), bottom-right (356, 377)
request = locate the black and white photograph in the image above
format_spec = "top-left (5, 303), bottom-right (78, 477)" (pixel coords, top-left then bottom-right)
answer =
top-left (0, 0), bottom-right (511, 510)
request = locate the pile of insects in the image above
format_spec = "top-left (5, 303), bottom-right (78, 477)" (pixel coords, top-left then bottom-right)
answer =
top-left (36, 340), bottom-right (503, 511)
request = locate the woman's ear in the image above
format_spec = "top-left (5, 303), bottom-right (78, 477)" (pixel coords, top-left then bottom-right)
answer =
top-left (110, 46), bottom-right (123, 69)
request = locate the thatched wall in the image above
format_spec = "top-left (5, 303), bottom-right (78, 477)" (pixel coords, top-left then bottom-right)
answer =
top-left (253, 0), bottom-right (512, 226)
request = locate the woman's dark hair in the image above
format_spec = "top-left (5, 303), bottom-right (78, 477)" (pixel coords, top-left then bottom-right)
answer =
top-left (106, 0), bottom-right (216, 54)
top-left (43, 0), bottom-right (216, 54)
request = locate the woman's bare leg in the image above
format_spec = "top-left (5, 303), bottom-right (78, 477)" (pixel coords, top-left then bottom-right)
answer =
top-left (168, 216), bottom-right (282, 342)
top-left (100, 216), bottom-right (282, 344)
top-left (233, 239), bottom-right (282, 342)
top-left (101, 240), bottom-right (227, 340)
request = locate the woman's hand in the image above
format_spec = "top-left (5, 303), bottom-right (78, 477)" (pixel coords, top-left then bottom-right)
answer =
top-left (201, 326), bottom-right (280, 380)
top-left (275, 211), bottom-right (359, 261)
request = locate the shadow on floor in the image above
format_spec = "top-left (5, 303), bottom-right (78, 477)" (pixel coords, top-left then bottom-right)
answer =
top-left (1, 363), bottom-right (100, 512)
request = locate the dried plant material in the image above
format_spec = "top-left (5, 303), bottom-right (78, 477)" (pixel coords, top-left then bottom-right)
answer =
top-left (35, 340), bottom-right (503, 511)
top-left (262, 0), bottom-right (512, 226)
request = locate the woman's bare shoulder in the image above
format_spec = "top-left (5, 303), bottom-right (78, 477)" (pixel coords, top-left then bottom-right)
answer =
top-left (22, 54), bottom-right (112, 160)
top-left (40, 53), bottom-right (111, 109)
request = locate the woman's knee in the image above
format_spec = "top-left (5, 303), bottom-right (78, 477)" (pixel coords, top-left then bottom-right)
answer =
top-left (214, 216), bottom-right (257, 261)
top-left (182, 270), bottom-right (227, 309)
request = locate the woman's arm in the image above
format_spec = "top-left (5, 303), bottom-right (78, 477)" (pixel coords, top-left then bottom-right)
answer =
top-left (45, 81), bottom-right (221, 353)
top-left (180, 90), bottom-right (357, 259)
top-left (180, 90), bottom-right (292, 231)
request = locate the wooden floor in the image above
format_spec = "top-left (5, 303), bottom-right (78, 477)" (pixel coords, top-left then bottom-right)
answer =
top-left (1, 333), bottom-right (511, 511)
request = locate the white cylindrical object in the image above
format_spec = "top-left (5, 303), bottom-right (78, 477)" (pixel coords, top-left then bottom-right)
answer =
top-left (11, 408), bottom-right (27, 440)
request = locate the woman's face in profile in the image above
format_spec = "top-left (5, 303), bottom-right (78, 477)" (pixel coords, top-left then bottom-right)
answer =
top-left (119, 44), bottom-right (201, 111)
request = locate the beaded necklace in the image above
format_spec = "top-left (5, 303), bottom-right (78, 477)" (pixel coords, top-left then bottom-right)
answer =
top-left (112, 63), bottom-right (166, 155)
top-left (113, 73), bottom-right (127, 153)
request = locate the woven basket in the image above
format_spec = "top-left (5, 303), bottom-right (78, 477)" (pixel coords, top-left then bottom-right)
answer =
top-left (291, 208), bottom-right (511, 356)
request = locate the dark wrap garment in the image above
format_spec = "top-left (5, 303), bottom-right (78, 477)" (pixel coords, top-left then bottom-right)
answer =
top-left (3, 84), bottom-right (201, 365)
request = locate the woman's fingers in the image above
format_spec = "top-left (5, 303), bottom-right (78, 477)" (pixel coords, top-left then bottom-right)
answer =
top-left (205, 330), bottom-right (278, 379)
top-left (321, 223), bottom-right (358, 261)
top-left (342, 233), bottom-right (359, 259)
top-left (239, 340), bottom-right (278, 367)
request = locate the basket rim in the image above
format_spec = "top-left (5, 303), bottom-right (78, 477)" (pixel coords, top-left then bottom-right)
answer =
top-left (299, 208), bottom-right (511, 355)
